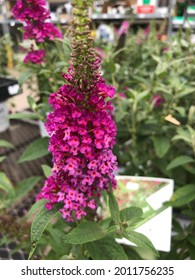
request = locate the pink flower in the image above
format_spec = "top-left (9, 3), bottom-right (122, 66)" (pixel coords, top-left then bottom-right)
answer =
top-left (23, 45), bottom-right (46, 64)
top-left (12, 0), bottom-right (62, 42)
top-left (88, 199), bottom-right (97, 210)
top-left (94, 128), bottom-right (105, 139)
top-left (68, 136), bottom-right (80, 147)
top-left (36, 1), bottom-right (118, 222)
top-left (116, 21), bottom-right (130, 37)
top-left (152, 94), bottom-right (165, 107)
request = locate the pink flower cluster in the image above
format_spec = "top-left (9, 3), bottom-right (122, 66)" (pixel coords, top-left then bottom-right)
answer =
top-left (12, 0), bottom-right (62, 42)
top-left (152, 94), bottom-right (165, 107)
top-left (23, 45), bottom-right (46, 64)
top-left (37, 77), bottom-right (118, 222)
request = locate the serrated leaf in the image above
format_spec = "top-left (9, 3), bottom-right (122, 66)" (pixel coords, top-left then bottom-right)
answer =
top-left (63, 221), bottom-right (106, 245)
top-left (170, 184), bottom-right (195, 207)
top-left (18, 137), bottom-right (49, 163)
top-left (124, 231), bottom-right (159, 257)
top-left (166, 156), bottom-right (194, 170)
top-left (42, 165), bottom-right (52, 178)
top-left (29, 204), bottom-right (60, 259)
top-left (15, 176), bottom-right (41, 201)
top-left (86, 237), bottom-right (128, 260)
top-left (152, 136), bottom-right (170, 158)
top-left (26, 199), bottom-right (46, 219)
top-left (0, 172), bottom-right (15, 198)
top-left (120, 207), bottom-right (143, 222)
top-left (108, 189), bottom-right (121, 225)
top-left (0, 140), bottom-right (14, 149)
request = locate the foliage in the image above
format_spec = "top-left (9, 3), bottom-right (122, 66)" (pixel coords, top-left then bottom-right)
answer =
top-left (100, 23), bottom-right (195, 259)
top-left (0, 34), bottom-right (14, 76)
top-left (27, 191), bottom-right (159, 260)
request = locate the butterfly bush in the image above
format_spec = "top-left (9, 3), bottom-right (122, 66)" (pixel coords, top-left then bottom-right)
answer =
top-left (36, 0), bottom-right (118, 222)
top-left (12, 0), bottom-right (62, 64)
top-left (23, 45), bottom-right (46, 64)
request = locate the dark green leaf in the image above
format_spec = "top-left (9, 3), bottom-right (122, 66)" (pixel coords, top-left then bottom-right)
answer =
top-left (124, 231), bottom-right (159, 257)
top-left (18, 137), bottom-right (49, 163)
top-left (86, 237), bottom-right (128, 260)
top-left (48, 229), bottom-right (72, 255)
top-left (120, 207), bottom-right (143, 222)
top-left (26, 199), bottom-right (46, 219)
top-left (188, 235), bottom-right (195, 247)
top-left (123, 246), bottom-right (143, 260)
top-left (15, 176), bottom-right (41, 201)
top-left (173, 232), bottom-right (186, 241)
top-left (152, 136), bottom-right (170, 158)
top-left (29, 204), bottom-right (60, 259)
top-left (166, 156), bottom-right (194, 170)
top-left (170, 184), bottom-right (195, 206)
top-left (63, 221), bottom-right (106, 245)
top-left (108, 189), bottom-right (121, 225)
top-left (187, 242), bottom-right (195, 260)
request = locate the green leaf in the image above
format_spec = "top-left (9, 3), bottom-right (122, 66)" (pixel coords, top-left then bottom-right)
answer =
top-left (26, 199), bottom-right (46, 219)
top-left (63, 221), bottom-right (106, 245)
top-left (108, 189), bottom-right (121, 225)
top-left (104, 61), bottom-right (116, 73)
top-left (124, 231), bottom-right (159, 257)
top-left (152, 136), bottom-right (170, 158)
top-left (27, 96), bottom-right (37, 111)
top-left (48, 229), bottom-right (72, 256)
top-left (188, 235), bottom-right (195, 247)
top-left (187, 242), bottom-right (195, 260)
top-left (115, 111), bottom-right (128, 123)
top-left (166, 156), bottom-right (194, 170)
top-left (15, 176), bottom-right (41, 201)
top-left (172, 126), bottom-right (193, 147)
top-left (9, 112), bottom-right (40, 120)
top-left (0, 140), bottom-right (14, 149)
top-left (29, 204), bottom-right (60, 259)
top-left (19, 70), bottom-right (34, 85)
top-left (120, 207), bottom-right (143, 222)
top-left (18, 137), bottom-right (49, 163)
top-left (0, 172), bottom-right (15, 198)
top-left (170, 184), bottom-right (195, 207)
top-left (0, 156), bottom-right (6, 163)
top-left (123, 247), bottom-right (143, 260)
top-left (42, 164), bottom-right (52, 178)
top-left (175, 88), bottom-right (194, 99)
top-left (86, 237), bottom-right (128, 260)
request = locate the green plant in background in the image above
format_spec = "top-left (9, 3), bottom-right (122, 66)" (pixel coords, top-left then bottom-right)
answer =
top-left (0, 139), bottom-right (41, 252)
top-left (10, 0), bottom-right (71, 122)
top-left (0, 34), bottom-right (14, 76)
top-left (100, 23), bottom-right (195, 259)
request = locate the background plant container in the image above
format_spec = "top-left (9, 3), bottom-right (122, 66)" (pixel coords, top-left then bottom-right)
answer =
top-left (0, 77), bottom-right (20, 132)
